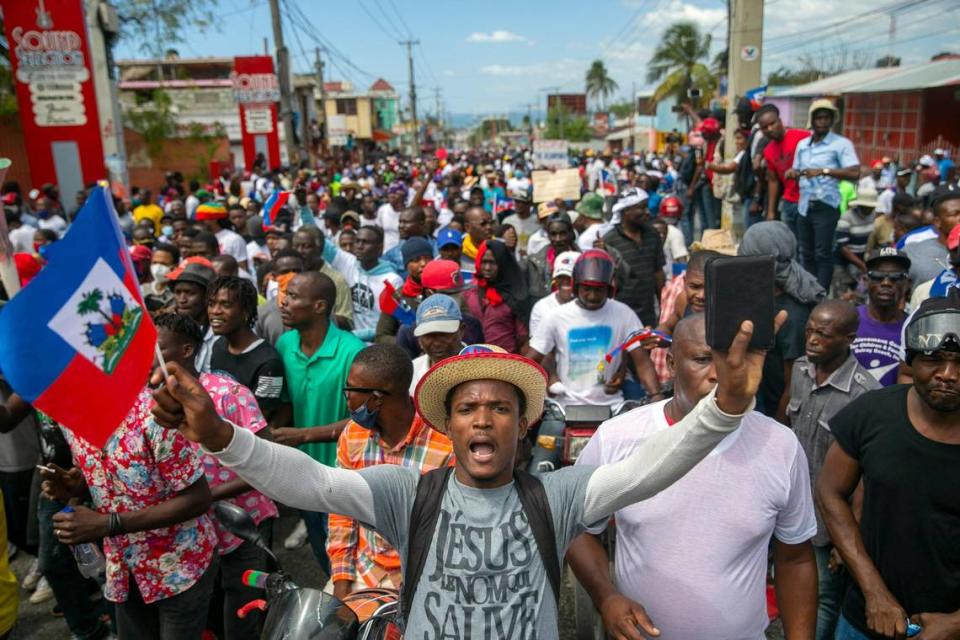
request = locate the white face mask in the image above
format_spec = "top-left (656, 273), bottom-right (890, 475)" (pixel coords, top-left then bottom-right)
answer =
top-left (150, 263), bottom-right (171, 281)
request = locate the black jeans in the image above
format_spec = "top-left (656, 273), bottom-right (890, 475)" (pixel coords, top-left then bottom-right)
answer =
top-left (220, 520), bottom-right (273, 639)
top-left (797, 200), bottom-right (839, 291)
top-left (0, 468), bottom-right (35, 551)
top-left (37, 496), bottom-right (110, 640)
top-left (114, 555), bottom-right (218, 640)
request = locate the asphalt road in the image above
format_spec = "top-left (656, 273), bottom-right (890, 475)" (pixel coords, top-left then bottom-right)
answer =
top-left (10, 508), bottom-right (785, 639)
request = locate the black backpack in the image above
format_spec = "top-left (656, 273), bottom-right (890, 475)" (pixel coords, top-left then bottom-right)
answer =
top-left (399, 467), bottom-right (561, 623)
top-left (735, 129), bottom-right (759, 200)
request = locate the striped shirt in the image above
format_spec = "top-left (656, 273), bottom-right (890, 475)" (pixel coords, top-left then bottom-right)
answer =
top-left (327, 415), bottom-right (454, 587)
top-left (836, 208), bottom-right (877, 260)
top-left (603, 223), bottom-right (665, 327)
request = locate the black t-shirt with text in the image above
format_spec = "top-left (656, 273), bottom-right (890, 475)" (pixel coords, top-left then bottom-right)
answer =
top-left (209, 338), bottom-right (285, 420)
top-left (830, 385), bottom-right (960, 636)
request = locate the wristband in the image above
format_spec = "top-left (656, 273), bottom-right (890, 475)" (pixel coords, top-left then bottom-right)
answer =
top-left (107, 512), bottom-right (125, 537)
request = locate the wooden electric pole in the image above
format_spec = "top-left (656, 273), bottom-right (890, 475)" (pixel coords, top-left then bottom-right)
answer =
top-left (400, 39), bottom-right (420, 155)
top-left (268, 0), bottom-right (298, 165)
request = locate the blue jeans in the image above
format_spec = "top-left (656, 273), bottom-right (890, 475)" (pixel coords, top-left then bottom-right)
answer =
top-left (797, 200), bottom-right (840, 291)
top-left (815, 545), bottom-right (847, 640)
top-left (742, 197), bottom-right (764, 229)
top-left (301, 510), bottom-right (331, 576)
top-left (835, 614), bottom-right (871, 640)
top-left (681, 183), bottom-right (720, 245)
top-left (38, 496), bottom-right (110, 640)
top-left (781, 200), bottom-right (800, 238)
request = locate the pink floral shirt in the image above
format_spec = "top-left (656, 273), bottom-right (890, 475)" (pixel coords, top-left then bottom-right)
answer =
top-left (197, 373), bottom-right (278, 554)
top-left (60, 390), bottom-right (217, 604)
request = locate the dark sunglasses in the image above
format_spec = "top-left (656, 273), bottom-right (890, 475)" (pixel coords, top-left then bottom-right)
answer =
top-left (342, 387), bottom-right (390, 400)
top-left (866, 271), bottom-right (907, 283)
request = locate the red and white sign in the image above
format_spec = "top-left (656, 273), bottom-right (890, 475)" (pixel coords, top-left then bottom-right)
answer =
top-left (1, 0), bottom-right (105, 189)
top-left (232, 56), bottom-right (281, 170)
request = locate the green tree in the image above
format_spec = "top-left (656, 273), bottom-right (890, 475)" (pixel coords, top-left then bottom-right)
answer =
top-left (113, 0), bottom-right (221, 58)
top-left (608, 101), bottom-right (634, 119)
top-left (543, 106), bottom-right (591, 142)
top-left (646, 21), bottom-right (716, 105)
top-left (78, 289), bottom-right (115, 326)
top-left (125, 90), bottom-right (178, 159)
top-left (585, 60), bottom-right (619, 111)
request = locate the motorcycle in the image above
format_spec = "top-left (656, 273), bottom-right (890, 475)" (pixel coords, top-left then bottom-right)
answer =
top-left (214, 502), bottom-right (403, 640)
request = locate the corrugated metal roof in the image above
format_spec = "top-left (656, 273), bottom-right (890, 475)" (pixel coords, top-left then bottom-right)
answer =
top-left (771, 68), bottom-right (898, 97)
top-left (769, 60), bottom-right (960, 97)
top-left (846, 59), bottom-right (960, 92)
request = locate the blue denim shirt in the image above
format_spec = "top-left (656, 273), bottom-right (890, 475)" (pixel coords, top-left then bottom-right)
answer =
top-left (793, 132), bottom-right (860, 215)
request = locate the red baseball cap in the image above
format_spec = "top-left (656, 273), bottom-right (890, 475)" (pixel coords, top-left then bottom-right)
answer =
top-left (420, 259), bottom-right (464, 292)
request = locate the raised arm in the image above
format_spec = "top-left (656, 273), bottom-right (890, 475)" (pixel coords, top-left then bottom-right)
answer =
top-left (582, 312), bottom-right (785, 524)
top-left (150, 362), bottom-right (377, 525)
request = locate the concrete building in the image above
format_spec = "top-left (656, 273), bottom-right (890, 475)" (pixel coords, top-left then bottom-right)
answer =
top-left (300, 77), bottom-right (400, 150)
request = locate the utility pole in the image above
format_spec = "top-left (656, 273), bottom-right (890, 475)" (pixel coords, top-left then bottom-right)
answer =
top-left (314, 47), bottom-right (328, 156)
top-left (268, 0), bottom-right (298, 165)
top-left (725, 0), bottom-right (764, 227)
top-left (400, 39), bottom-right (420, 155)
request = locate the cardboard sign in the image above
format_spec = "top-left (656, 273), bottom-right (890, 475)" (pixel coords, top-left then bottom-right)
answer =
top-left (533, 139), bottom-right (569, 170)
top-left (532, 169), bottom-right (581, 202)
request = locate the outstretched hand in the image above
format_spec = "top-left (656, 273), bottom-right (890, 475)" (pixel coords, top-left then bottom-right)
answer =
top-left (714, 310), bottom-right (788, 415)
top-left (150, 362), bottom-right (233, 452)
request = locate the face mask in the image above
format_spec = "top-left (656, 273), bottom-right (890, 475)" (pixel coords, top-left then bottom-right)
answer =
top-left (150, 263), bottom-right (171, 281)
top-left (161, 225), bottom-right (174, 237)
top-left (350, 396), bottom-right (380, 429)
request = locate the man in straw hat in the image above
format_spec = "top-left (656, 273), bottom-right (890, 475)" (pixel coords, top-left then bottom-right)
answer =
top-left (784, 99), bottom-right (861, 292)
top-left (149, 311), bottom-right (785, 638)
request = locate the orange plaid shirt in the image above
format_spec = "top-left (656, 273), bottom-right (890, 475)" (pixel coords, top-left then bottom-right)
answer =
top-left (327, 415), bottom-right (454, 587)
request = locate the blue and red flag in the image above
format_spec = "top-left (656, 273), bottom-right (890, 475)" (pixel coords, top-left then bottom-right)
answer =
top-left (0, 187), bottom-right (157, 448)
top-left (378, 281), bottom-right (416, 326)
top-left (598, 169), bottom-right (618, 195)
top-left (261, 190), bottom-right (291, 230)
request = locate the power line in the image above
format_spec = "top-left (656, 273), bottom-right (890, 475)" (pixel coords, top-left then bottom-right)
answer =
top-left (382, 0), bottom-right (414, 39)
top-left (356, 0), bottom-right (405, 41)
top-left (284, 0), bottom-right (381, 81)
top-left (764, 0), bottom-right (930, 48)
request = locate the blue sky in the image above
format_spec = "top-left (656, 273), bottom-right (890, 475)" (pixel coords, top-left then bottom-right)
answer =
top-left (115, 0), bottom-right (960, 119)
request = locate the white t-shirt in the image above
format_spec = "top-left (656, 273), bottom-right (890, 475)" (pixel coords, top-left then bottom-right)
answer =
top-left (215, 228), bottom-right (248, 264)
top-left (578, 400), bottom-right (816, 640)
top-left (376, 203), bottom-right (402, 251)
top-left (526, 228), bottom-right (549, 257)
top-left (9, 225), bottom-right (36, 253)
top-left (529, 291), bottom-right (566, 337)
top-left (528, 299), bottom-right (642, 408)
top-left (501, 213), bottom-right (540, 256)
top-left (409, 353), bottom-right (431, 396)
top-left (38, 215), bottom-right (67, 237)
top-left (577, 222), bottom-right (612, 251)
top-left (351, 267), bottom-right (403, 342)
top-left (876, 188), bottom-right (895, 215)
top-left (662, 223), bottom-right (689, 279)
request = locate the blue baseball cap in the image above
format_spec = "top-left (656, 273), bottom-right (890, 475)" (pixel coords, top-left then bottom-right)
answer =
top-left (414, 293), bottom-right (462, 337)
top-left (437, 226), bottom-right (463, 249)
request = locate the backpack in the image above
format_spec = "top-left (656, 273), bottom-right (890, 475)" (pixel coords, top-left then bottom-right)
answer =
top-left (399, 467), bottom-right (561, 623)
top-left (735, 129), bottom-right (760, 200)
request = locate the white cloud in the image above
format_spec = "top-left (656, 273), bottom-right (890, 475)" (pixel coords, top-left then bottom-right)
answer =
top-left (479, 59), bottom-right (583, 82)
top-left (467, 30), bottom-right (530, 44)
top-left (442, 70), bottom-right (456, 77)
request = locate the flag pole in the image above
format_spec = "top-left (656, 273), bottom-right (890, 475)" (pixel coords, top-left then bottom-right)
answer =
top-left (154, 342), bottom-right (171, 380)
top-left (0, 159), bottom-right (19, 298)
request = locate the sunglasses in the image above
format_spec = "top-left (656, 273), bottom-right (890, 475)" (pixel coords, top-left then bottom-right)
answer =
top-left (342, 387), bottom-right (389, 400)
top-left (866, 271), bottom-right (907, 283)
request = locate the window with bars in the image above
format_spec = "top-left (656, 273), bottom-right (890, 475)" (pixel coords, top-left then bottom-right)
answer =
top-left (336, 99), bottom-right (357, 115)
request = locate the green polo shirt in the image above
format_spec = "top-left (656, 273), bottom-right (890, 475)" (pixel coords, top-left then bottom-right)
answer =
top-left (277, 322), bottom-right (365, 466)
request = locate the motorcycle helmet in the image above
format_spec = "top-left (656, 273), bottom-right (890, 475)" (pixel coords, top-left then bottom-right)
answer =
top-left (573, 249), bottom-right (616, 294)
top-left (659, 195), bottom-right (683, 218)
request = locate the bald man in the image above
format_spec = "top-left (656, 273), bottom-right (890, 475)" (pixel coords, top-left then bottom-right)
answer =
top-left (787, 299), bottom-right (880, 638)
top-left (271, 271), bottom-right (366, 573)
top-left (569, 312), bottom-right (818, 640)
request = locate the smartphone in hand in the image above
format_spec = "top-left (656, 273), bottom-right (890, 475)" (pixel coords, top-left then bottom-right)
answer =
top-left (704, 256), bottom-right (776, 351)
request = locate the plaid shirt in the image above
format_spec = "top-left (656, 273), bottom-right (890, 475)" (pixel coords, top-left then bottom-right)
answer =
top-left (652, 273), bottom-right (686, 384)
top-left (327, 415), bottom-right (454, 587)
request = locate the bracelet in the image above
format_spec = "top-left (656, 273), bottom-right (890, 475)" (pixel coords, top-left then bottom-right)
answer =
top-left (107, 512), bottom-right (125, 537)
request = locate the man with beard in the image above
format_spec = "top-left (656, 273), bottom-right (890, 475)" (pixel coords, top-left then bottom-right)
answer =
top-left (787, 300), bottom-right (880, 638)
top-left (818, 290), bottom-right (960, 640)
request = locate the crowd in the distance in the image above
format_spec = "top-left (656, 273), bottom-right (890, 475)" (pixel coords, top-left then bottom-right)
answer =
top-left (0, 94), bottom-right (957, 640)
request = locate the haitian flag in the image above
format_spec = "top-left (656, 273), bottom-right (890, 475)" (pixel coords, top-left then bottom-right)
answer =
top-left (262, 190), bottom-right (291, 230)
top-left (0, 187), bottom-right (156, 448)
top-left (378, 281), bottom-right (416, 326)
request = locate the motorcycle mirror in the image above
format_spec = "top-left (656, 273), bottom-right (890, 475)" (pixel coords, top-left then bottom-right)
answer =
top-left (212, 502), bottom-right (278, 565)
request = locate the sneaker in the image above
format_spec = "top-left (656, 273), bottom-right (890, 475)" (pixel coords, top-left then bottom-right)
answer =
top-left (22, 558), bottom-right (42, 591)
top-left (283, 519), bottom-right (308, 550)
top-left (29, 576), bottom-right (54, 604)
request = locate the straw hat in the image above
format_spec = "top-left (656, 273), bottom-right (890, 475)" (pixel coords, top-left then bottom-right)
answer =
top-left (698, 229), bottom-right (737, 255)
top-left (414, 344), bottom-right (547, 434)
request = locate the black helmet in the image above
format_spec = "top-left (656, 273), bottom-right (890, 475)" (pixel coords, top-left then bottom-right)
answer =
top-left (573, 249), bottom-right (616, 289)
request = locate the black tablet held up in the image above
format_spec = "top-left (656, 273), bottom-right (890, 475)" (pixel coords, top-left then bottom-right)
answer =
top-left (704, 255), bottom-right (776, 351)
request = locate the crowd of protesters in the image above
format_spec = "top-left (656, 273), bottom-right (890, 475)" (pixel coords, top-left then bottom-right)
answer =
top-left (0, 94), bottom-right (957, 640)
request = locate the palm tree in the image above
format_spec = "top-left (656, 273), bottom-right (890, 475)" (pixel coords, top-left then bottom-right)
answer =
top-left (585, 60), bottom-right (619, 111)
top-left (646, 22), bottom-right (717, 105)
